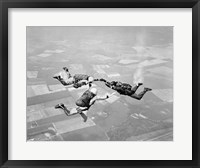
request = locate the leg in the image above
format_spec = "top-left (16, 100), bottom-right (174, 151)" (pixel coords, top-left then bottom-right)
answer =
top-left (77, 106), bottom-right (89, 113)
top-left (79, 111), bottom-right (88, 122)
top-left (76, 107), bottom-right (89, 122)
top-left (130, 88), bottom-right (152, 100)
top-left (53, 75), bottom-right (68, 85)
top-left (55, 104), bottom-right (87, 122)
top-left (53, 75), bottom-right (61, 80)
top-left (63, 67), bottom-right (72, 78)
top-left (63, 67), bottom-right (69, 72)
top-left (55, 103), bottom-right (72, 116)
top-left (131, 83), bottom-right (143, 93)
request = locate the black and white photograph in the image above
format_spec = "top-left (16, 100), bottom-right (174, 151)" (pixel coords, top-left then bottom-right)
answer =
top-left (27, 26), bottom-right (173, 141)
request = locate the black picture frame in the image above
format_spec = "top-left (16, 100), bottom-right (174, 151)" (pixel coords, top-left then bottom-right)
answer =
top-left (0, 0), bottom-right (199, 167)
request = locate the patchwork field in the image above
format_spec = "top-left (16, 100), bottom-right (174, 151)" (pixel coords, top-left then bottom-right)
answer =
top-left (27, 27), bottom-right (173, 141)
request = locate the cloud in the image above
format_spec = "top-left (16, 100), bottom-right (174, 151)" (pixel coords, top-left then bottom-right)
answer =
top-left (133, 65), bottom-right (144, 85)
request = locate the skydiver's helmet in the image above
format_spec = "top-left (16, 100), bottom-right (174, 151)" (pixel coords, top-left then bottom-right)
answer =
top-left (63, 67), bottom-right (69, 72)
top-left (90, 88), bottom-right (98, 96)
top-left (88, 76), bottom-right (94, 83)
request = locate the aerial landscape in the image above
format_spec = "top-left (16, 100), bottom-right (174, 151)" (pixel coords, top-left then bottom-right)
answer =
top-left (27, 26), bottom-right (173, 141)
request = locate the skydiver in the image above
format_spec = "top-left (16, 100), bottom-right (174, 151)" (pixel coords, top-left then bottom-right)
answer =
top-left (98, 79), bottom-right (152, 100)
top-left (53, 67), bottom-right (95, 88)
top-left (55, 84), bottom-right (109, 122)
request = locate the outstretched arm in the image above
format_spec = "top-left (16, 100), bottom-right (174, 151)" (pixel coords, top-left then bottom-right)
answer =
top-left (105, 82), bottom-right (112, 88)
top-left (89, 95), bottom-right (109, 106)
top-left (73, 80), bottom-right (88, 88)
top-left (94, 78), bottom-right (107, 82)
top-left (96, 95), bottom-right (109, 101)
top-left (77, 79), bottom-right (88, 84)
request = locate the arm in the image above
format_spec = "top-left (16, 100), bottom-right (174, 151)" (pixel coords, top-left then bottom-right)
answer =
top-left (105, 82), bottom-right (112, 88)
top-left (73, 80), bottom-right (88, 88)
top-left (99, 78), bottom-right (107, 82)
top-left (96, 95), bottom-right (109, 101)
top-left (96, 79), bottom-right (114, 89)
top-left (89, 94), bottom-right (109, 106)
top-left (77, 79), bottom-right (88, 84)
top-left (77, 80), bottom-right (92, 89)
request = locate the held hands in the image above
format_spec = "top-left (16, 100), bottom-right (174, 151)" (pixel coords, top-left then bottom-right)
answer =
top-left (85, 81), bottom-right (92, 87)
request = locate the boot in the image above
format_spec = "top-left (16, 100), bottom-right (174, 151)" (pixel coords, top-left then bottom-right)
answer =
top-left (63, 67), bottom-right (69, 72)
top-left (53, 76), bottom-right (60, 80)
top-left (138, 83), bottom-right (143, 86)
top-left (144, 87), bottom-right (152, 92)
top-left (55, 103), bottom-right (65, 110)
